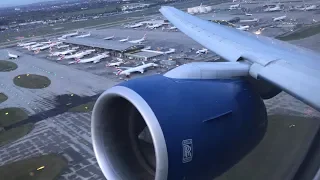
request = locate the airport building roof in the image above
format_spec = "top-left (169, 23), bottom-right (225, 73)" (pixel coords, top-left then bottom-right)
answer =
top-left (64, 37), bottom-right (140, 52)
top-left (132, 51), bottom-right (160, 58)
top-left (124, 51), bottom-right (162, 61)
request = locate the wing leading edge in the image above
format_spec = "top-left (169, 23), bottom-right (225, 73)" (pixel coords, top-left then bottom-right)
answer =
top-left (160, 6), bottom-right (320, 111)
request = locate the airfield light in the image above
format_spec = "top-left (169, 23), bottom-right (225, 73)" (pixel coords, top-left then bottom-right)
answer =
top-left (85, 107), bottom-right (88, 109)
top-left (5, 112), bottom-right (8, 115)
top-left (27, 74), bottom-right (29, 76)
top-left (71, 94), bottom-right (74, 97)
top-left (37, 166), bottom-right (45, 171)
top-left (18, 76), bottom-right (20, 79)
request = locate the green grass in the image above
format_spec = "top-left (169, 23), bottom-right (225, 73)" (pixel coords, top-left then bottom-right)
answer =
top-left (0, 154), bottom-right (68, 180)
top-left (216, 115), bottom-right (320, 180)
top-left (0, 123), bottom-right (34, 147)
top-left (13, 74), bottom-right (51, 89)
top-left (0, 93), bottom-right (8, 103)
top-left (0, 108), bottom-right (28, 127)
top-left (0, 60), bottom-right (18, 72)
top-left (62, 5), bottom-right (120, 17)
top-left (276, 23), bottom-right (320, 41)
top-left (68, 101), bottom-right (95, 113)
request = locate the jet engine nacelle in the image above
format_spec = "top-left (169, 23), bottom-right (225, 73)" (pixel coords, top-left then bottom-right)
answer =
top-left (92, 75), bottom-right (268, 180)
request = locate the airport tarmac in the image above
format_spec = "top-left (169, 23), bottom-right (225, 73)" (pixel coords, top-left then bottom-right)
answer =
top-left (0, 48), bottom-right (117, 115)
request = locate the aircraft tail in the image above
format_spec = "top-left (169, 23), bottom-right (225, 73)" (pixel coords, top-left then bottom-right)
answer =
top-left (115, 68), bottom-right (123, 75)
top-left (34, 48), bottom-right (40, 54)
top-left (59, 55), bottom-right (65, 60)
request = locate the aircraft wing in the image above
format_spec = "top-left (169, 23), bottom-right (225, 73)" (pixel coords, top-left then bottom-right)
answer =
top-left (160, 6), bottom-right (320, 111)
top-left (116, 66), bottom-right (132, 70)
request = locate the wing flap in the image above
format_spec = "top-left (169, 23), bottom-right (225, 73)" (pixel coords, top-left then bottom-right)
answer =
top-left (250, 60), bottom-right (320, 110)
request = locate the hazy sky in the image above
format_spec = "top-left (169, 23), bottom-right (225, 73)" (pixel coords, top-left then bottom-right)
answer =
top-left (0, 0), bottom-right (54, 7)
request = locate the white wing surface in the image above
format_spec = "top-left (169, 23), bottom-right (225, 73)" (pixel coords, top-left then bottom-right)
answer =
top-left (160, 6), bottom-right (320, 111)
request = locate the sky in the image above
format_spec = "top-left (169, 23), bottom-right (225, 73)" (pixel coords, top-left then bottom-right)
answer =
top-left (0, 0), bottom-right (56, 7)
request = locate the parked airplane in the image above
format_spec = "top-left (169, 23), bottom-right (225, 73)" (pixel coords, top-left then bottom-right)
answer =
top-left (32, 42), bottom-right (62, 51)
top-left (229, 4), bottom-right (240, 10)
top-left (296, 4), bottom-right (317, 11)
top-left (163, 26), bottom-right (178, 31)
top-left (17, 41), bottom-right (36, 47)
top-left (273, 15), bottom-right (287, 21)
top-left (90, 6), bottom-right (320, 180)
top-left (68, 53), bottom-right (109, 64)
top-left (147, 23), bottom-right (164, 29)
top-left (56, 44), bottom-right (70, 49)
top-left (119, 36), bottom-right (130, 42)
top-left (305, 5), bottom-right (317, 11)
top-left (57, 49), bottom-right (95, 60)
top-left (164, 48), bottom-right (176, 54)
top-left (40, 40), bottom-right (52, 44)
top-left (106, 58), bottom-right (124, 67)
top-left (104, 35), bottom-right (115, 40)
top-left (50, 49), bottom-right (77, 56)
top-left (196, 48), bottom-right (208, 54)
top-left (264, 4), bottom-right (282, 12)
top-left (116, 62), bottom-right (158, 76)
top-left (61, 31), bottom-right (79, 39)
top-left (27, 43), bottom-right (43, 50)
top-left (240, 18), bottom-right (259, 23)
top-left (75, 32), bottom-right (91, 38)
top-left (236, 25), bottom-right (250, 31)
top-left (128, 34), bottom-right (146, 44)
top-left (8, 51), bottom-right (19, 59)
top-left (130, 22), bottom-right (144, 28)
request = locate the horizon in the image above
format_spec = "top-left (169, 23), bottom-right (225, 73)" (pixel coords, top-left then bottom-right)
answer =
top-left (0, 0), bottom-right (60, 8)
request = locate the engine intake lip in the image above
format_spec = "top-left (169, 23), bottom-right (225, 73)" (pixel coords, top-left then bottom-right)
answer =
top-left (91, 86), bottom-right (168, 180)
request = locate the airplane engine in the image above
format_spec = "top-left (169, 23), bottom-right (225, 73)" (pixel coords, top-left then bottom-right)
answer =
top-left (92, 75), bottom-right (268, 180)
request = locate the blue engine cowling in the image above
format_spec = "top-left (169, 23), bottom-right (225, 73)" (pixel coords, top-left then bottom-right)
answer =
top-left (91, 75), bottom-right (267, 180)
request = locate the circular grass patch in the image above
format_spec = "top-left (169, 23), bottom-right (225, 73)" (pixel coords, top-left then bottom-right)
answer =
top-left (0, 154), bottom-right (68, 179)
top-left (0, 93), bottom-right (8, 103)
top-left (14, 74), bottom-right (51, 89)
top-left (0, 123), bottom-right (34, 147)
top-left (0, 107), bottom-right (28, 127)
top-left (0, 60), bottom-right (18, 72)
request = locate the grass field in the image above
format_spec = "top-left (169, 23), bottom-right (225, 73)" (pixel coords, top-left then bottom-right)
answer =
top-left (0, 154), bottom-right (68, 180)
top-left (0, 107), bottom-right (28, 127)
top-left (0, 93), bottom-right (8, 103)
top-left (68, 101), bottom-right (95, 113)
top-left (216, 115), bottom-right (320, 180)
top-left (0, 60), bottom-right (18, 72)
top-left (0, 123), bottom-right (33, 147)
top-left (13, 74), bottom-right (51, 89)
top-left (276, 23), bottom-right (320, 41)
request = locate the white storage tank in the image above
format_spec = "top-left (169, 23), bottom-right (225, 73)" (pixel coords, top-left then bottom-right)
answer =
top-left (187, 8), bottom-right (194, 14)
top-left (192, 7), bottom-right (200, 14)
top-left (204, 6), bottom-right (212, 12)
top-left (199, 6), bottom-right (207, 13)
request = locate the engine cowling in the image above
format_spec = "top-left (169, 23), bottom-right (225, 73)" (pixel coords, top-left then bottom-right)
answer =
top-left (92, 75), bottom-right (268, 180)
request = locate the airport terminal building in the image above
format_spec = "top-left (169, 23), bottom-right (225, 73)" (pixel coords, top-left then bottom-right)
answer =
top-left (64, 37), bottom-right (163, 61)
